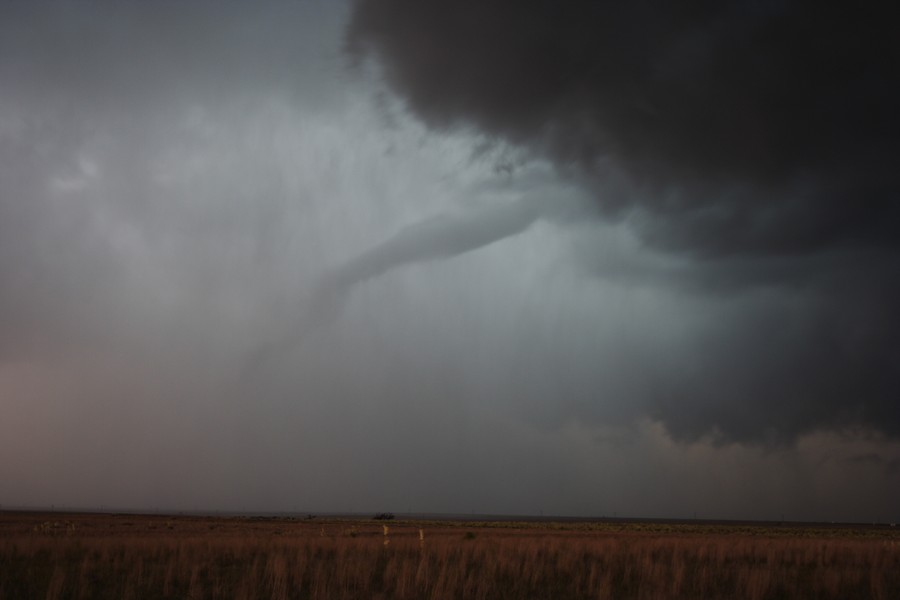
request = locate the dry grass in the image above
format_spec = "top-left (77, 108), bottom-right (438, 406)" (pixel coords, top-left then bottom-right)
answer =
top-left (1, 512), bottom-right (898, 599)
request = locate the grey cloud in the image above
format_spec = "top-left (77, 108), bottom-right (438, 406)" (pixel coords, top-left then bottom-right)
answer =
top-left (846, 453), bottom-right (900, 474)
top-left (347, 1), bottom-right (899, 256)
top-left (1, 1), bottom-right (348, 113)
top-left (2, 1), bottom-right (898, 520)
top-left (347, 0), bottom-right (900, 442)
top-left (0, 1), bottom-right (348, 358)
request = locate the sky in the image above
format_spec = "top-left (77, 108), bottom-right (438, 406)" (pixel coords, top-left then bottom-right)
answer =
top-left (1, 1), bottom-right (898, 522)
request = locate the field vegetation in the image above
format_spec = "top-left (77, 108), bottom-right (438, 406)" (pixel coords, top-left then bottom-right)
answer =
top-left (1, 511), bottom-right (898, 599)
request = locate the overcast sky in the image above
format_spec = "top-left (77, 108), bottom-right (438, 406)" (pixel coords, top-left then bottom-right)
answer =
top-left (1, 1), bottom-right (898, 522)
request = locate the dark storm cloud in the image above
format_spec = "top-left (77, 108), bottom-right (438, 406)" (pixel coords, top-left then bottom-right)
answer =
top-left (846, 453), bottom-right (900, 474)
top-left (347, 1), bottom-right (899, 254)
top-left (347, 0), bottom-right (900, 442)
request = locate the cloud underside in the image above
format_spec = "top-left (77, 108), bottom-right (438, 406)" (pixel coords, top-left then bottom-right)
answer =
top-left (347, 0), bottom-right (900, 442)
top-left (0, 1), bottom-right (896, 449)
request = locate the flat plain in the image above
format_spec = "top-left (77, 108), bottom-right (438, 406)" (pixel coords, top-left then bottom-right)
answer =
top-left (1, 511), bottom-right (898, 599)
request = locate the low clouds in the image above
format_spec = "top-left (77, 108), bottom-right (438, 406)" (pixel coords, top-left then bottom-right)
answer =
top-left (347, 0), bottom-right (900, 442)
top-left (347, 1), bottom-right (899, 254)
top-left (1, 2), bottom-right (898, 518)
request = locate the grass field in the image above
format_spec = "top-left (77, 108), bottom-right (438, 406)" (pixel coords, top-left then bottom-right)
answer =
top-left (1, 511), bottom-right (898, 599)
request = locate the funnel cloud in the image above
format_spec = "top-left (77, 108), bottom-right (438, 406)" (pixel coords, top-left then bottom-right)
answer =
top-left (323, 196), bottom-right (542, 297)
top-left (244, 195), bottom-right (547, 369)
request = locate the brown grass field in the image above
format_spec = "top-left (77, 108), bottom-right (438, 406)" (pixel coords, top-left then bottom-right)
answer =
top-left (1, 511), bottom-right (898, 599)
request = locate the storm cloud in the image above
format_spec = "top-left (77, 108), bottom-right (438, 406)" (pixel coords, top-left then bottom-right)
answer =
top-left (347, 0), bottom-right (900, 442)
top-left (347, 1), bottom-right (899, 252)
top-left (1, 1), bottom-right (898, 520)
